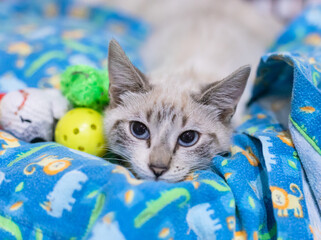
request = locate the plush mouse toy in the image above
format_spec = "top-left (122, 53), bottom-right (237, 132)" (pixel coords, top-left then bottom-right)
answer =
top-left (0, 88), bottom-right (70, 143)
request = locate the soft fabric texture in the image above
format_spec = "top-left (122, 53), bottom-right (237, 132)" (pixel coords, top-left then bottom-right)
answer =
top-left (0, 88), bottom-right (70, 142)
top-left (0, 0), bottom-right (148, 91)
top-left (0, 1), bottom-right (321, 240)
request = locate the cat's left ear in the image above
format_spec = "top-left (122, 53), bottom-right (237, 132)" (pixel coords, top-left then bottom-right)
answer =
top-left (108, 39), bottom-right (151, 107)
top-left (194, 65), bottom-right (251, 122)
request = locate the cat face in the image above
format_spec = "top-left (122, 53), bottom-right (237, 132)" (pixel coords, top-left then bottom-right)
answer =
top-left (104, 40), bottom-right (250, 182)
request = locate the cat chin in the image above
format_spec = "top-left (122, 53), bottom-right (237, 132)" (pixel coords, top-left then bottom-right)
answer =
top-left (159, 173), bottom-right (191, 183)
top-left (132, 168), bottom-right (188, 183)
top-left (158, 176), bottom-right (186, 183)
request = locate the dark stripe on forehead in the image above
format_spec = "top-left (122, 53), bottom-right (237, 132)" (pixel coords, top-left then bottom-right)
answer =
top-left (157, 111), bottom-right (162, 122)
top-left (165, 104), bottom-right (175, 118)
top-left (172, 114), bottom-right (177, 123)
top-left (146, 109), bottom-right (152, 122)
top-left (155, 103), bottom-right (177, 123)
top-left (182, 115), bottom-right (188, 127)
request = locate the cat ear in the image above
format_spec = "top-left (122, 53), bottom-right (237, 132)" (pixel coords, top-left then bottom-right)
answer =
top-left (108, 39), bottom-right (151, 107)
top-left (194, 65), bottom-right (251, 122)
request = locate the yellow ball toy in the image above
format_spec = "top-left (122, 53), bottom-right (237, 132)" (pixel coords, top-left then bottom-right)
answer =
top-left (55, 108), bottom-right (106, 156)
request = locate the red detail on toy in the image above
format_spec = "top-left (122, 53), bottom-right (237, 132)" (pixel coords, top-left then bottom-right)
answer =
top-left (0, 93), bottom-right (6, 102)
top-left (15, 90), bottom-right (29, 115)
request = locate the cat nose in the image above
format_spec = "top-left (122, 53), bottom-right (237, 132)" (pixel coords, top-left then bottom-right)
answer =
top-left (149, 164), bottom-right (168, 178)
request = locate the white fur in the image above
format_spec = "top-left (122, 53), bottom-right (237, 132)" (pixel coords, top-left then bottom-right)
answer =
top-left (93, 0), bottom-right (282, 123)
top-left (101, 0), bottom-right (282, 182)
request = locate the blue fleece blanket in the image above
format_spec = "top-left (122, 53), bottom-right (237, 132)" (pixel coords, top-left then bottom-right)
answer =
top-left (0, 0), bottom-right (148, 91)
top-left (0, 2), bottom-right (321, 240)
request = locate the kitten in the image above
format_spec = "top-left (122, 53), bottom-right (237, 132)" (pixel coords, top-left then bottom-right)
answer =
top-left (104, 40), bottom-right (250, 182)
top-left (102, 0), bottom-right (281, 182)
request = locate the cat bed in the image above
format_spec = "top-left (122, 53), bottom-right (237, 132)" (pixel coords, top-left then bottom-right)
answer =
top-left (0, 1), bottom-right (321, 239)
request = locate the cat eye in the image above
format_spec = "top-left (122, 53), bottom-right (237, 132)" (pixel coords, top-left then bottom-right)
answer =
top-left (130, 121), bottom-right (150, 140)
top-left (178, 130), bottom-right (199, 147)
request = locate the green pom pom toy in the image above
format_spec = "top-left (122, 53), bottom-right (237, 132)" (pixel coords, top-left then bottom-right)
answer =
top-left (61, 65), bottom-right (109, 112)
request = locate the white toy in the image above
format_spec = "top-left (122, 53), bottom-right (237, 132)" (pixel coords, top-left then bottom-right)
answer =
top-left (0, 88), bottom-right (70, 142)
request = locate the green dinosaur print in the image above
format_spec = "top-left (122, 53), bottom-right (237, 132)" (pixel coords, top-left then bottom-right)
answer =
top-left (300, 124), bottom-right (308, 132)
top-left (134, 188), bottom-right (190, 228)
top-left (221, 159), bottom-right (228, 167)
top-left (248, 196), bottom-right (255, 209)
top-left (258, 223), bottom-right (277, 240)
top-left (25, 51), bottom-right (66, 77)
top-left (312, 71), bottom-right (320, 87)
top-left (288, 160), bottom-right (298, 170)
top-left (15, 182), bottom-right (24, 192)
top-left (265, 126), bottom-right (275, 131)
top-left (247, 126), bottom-right (259, 135)
top-left (293, 151), bottom-right (299, 160)
top-left (86, 190), bottom-right (99, 199)
top-left (290, 116), bottom-right (321, 155)
top-left (0, 215), bottom-right (22, 240)
top-left (35, 228), bottom-right (43, 240)
top-left (312, 136), bottom-right (319, 144)
top-left (201, 180), bottom-right (230, 192)
top-left (63, 40), bottom-right (104, 58)
top-left (84, 193), bottom-right (106, 238)
top-left (229, 199), bottom-right (235, 208)
top-left (7, 143), bottom-right (57, 167)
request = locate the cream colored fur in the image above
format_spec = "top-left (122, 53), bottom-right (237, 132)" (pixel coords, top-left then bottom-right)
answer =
top-left (95, 0), bottom-right (282, 181)
top-left (105, 40), bottom-right (250, 182)
top-left (84, 0), bottom-right (282, 122)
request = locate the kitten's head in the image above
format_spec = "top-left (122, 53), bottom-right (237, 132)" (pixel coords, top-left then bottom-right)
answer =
top-left (104, 40), bottom-right (250, 182)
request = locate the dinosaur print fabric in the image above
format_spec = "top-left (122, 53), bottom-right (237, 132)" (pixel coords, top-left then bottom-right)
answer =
top-left (1, 1), bottom-right (321, 240)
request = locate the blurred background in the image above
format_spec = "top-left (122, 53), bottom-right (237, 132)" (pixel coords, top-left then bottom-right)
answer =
top-left (0, 0), bottom-right (320, 91)
top-left (76, 0), bottom-right (321, 24)
top-left (245, 0), bottom-right (321, 23)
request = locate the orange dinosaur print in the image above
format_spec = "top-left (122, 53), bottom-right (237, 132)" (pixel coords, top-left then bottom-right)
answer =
top-left (24, 154), bottom-right (72, 176)
top-left (300, 106), bottom-right (315, 113)
top-left (0, 132), bottom-right (20, 155)
top-left (159, 228), bottom-right (170, 238)
top-left (125, 190), bottom-right (134, 204)
top-left (242, 147), bottom-right (259, 166)
top-left (234, 230), bottom-right (247, 240)
top-left (305, 33), bottom-right (321, 46)
top-left (277, 131), bottom-right (294, 148)
top-left (226, 216), bottom-right (235, 231)
top-left (10, 201), bottom-right (23, 211)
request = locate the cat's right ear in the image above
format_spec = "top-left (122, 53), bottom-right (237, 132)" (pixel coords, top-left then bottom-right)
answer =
top-left (194, 65), bottom-right (251, 122)
top-left (108, 39), bottom-right (151, 107)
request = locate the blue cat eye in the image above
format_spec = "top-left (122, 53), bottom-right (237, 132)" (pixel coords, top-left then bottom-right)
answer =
top-left (130, 121), bottom-right (150, 140)
top-left (178, 130), bottom-right (199, 147)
